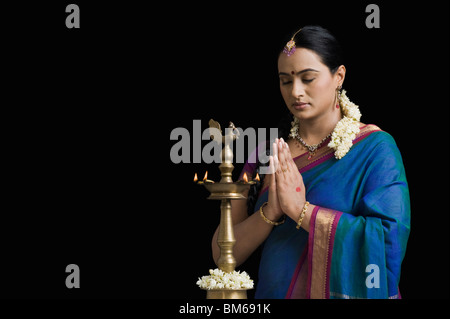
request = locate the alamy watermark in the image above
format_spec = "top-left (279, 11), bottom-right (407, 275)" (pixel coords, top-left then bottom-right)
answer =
top-left (169, 120), bottom-right (278, 174)
top-left (65, 4), bottom-right (80, 29)
top-left (65, 264), bottom-right (80, 288)
top-left (365, 4), bottom-right (380, 29)
top-left (365, 264), bottom-right (380, 289)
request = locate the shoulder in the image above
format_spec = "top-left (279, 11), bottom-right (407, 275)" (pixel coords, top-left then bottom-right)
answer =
top-left (352, 123), bottom-right (403, 164)
top-left (356, 123), bottom-right (396, 146)
top-left (354, 126), bottom-right (408, 194)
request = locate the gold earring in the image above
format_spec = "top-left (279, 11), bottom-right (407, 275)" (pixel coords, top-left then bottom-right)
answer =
top-left (336, 85), bottom-right (342, 109)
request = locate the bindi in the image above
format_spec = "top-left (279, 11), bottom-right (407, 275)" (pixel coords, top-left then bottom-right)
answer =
top-left (296, 187), bottom-right (301, 192)
top-left (291, 71), bottom-right (295, 75)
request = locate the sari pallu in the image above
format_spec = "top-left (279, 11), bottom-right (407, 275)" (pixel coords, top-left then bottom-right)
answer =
top-left (242, 125), bottom-right (411, 299)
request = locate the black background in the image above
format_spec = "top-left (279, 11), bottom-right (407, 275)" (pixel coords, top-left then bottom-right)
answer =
top-left (1, 0), bottom-right (448, 303)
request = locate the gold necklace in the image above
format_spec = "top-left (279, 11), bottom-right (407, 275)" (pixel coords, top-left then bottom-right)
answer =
top-left (295, 133), bottom-right (332, 160)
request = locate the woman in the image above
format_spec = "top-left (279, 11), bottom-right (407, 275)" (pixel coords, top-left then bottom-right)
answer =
top-left (211, 26), bottom-right (410, 299)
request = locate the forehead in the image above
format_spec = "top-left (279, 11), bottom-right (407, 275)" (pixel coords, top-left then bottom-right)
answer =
top-left (278, 48), bottom-right (325, 72)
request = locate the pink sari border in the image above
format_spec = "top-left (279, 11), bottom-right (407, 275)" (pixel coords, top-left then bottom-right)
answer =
top-left (284, 246), bottom-right (308, 299)
top-left (352, 128), bottom-right (381, 144)
top-left (299, 152), bottom-right (335, 174)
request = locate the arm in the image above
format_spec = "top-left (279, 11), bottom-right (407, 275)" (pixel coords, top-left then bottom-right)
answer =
top-left (212, 153), bottom-right (285, 267)
top-left (211, 197), bottom-right (277, 267)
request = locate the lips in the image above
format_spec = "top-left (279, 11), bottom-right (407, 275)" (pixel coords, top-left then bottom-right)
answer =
top-left (293, 102), bottom-right (310, 110)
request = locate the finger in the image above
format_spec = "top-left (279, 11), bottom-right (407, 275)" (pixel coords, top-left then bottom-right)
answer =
top-left (272, 139), bottom-right (278, 159)
top-left (277, 139), bottom-right (288, 171)
top-left (284, 142), bottom-right (303, 183)
top-left (269, 158), bottom-right (276, 188)
top-left (274, 154), bottom-right (280, 173)
top-left (282, 141), bottom-right (295, 171)
top-left (283, 139), bottom-right (291, 157)
top-left (267, 155), bottom-right (276, 174)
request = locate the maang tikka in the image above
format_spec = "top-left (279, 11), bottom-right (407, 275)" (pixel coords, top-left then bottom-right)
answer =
top-left (283, 28), bottom-right (302, 57)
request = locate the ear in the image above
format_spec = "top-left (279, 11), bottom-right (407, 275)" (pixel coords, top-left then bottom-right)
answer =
top-left (335, 65), bottom-right (346, 88)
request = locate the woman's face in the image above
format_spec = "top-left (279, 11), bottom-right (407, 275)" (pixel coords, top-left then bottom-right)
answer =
top-left (278, 48), bottom-right (345, 121)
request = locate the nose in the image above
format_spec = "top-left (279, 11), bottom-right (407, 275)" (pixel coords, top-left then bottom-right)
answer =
top-left (291, 79), bottom-right (305, 99)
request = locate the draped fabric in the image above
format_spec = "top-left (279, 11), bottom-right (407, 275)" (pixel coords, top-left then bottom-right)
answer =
top-left (241, 125), bottom-right (410, 299)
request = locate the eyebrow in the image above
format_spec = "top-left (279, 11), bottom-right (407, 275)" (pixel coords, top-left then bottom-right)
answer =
top-left (278, 68), bottom-right (320, 76)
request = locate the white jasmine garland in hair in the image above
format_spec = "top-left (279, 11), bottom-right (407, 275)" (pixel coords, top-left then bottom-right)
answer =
top-left (196, 268), bottom-right (254, 290)
top-left (289, 90), bottom-right (361, 159)
top-left (328, 116), bottom-right (360, 159)
top-left (328, 90), bottom-right (361, 159)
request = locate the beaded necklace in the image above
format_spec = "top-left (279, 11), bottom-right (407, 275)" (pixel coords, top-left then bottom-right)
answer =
top-left (289, 90), bottom-right (362, 160)
top-left (295, 133), bottom-right (332, 160)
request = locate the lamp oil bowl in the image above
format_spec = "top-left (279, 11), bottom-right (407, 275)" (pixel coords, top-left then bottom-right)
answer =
top-left (203, 182), bottom-right (249, 200)
top-left (195, 119), bottom-right (254, 299)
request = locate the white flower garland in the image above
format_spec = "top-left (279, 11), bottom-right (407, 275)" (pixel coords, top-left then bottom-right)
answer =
top-left (196, 268), bottom-right (254, 290)
top-left (289, 90), bottom-right (361, 159)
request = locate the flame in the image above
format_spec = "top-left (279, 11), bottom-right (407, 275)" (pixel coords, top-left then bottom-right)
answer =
top-left (203, 171), bottom-right (208, 181)
top-left (255, 173), bottom-right (260, 181)
top-left (243, 172), bottom-right (248, 183)
top-left (193, 173), bottom-right (198, 182)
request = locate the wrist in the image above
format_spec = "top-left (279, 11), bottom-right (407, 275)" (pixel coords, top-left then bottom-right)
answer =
top-left (295, 201), bottom-right (309, 229)
top-left (298, 203), bottom-right (315, 231)
top-left (264, 203), bottom-right (283, 221)
top-left (285, 200), bottom-right (306, 221)
top-left (260, 203), bottom-right (284, 223)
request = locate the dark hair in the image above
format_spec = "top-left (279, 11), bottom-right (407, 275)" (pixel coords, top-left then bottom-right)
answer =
top-left (246, 25), bottom-right (344, 214)
top-left (283, 25), bottom-right (344, 74)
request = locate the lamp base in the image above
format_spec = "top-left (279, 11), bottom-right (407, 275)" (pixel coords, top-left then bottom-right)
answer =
top-left (205, 289), bottom-right (250, 299)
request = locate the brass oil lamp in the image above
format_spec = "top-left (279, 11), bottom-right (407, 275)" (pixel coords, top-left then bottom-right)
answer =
top-left (195, 119), bottom-right (257, 299)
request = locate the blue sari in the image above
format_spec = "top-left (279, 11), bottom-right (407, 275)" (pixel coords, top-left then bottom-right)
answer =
top-left (241, 124), bottom-right (410, 299)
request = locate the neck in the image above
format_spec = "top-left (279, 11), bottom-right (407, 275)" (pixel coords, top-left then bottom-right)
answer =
top-left (298, 108), bottom-right (341, 144)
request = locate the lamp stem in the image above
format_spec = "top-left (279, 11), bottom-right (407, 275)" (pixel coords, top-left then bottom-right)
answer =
top-left (217, 199), bottom-right (236, 273)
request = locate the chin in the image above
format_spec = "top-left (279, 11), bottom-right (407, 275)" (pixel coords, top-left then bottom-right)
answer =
top-left (290, 108), bottom-right (314, 120)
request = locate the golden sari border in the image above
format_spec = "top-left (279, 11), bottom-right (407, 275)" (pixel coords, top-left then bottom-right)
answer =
top-left (295, 123), bottom-right (382, 173)
top-left (307, 206), bottom-right (342, 299)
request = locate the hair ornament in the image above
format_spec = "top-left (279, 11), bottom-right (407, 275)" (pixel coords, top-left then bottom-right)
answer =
top-left (283, 28), bottom-right (302, 57)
